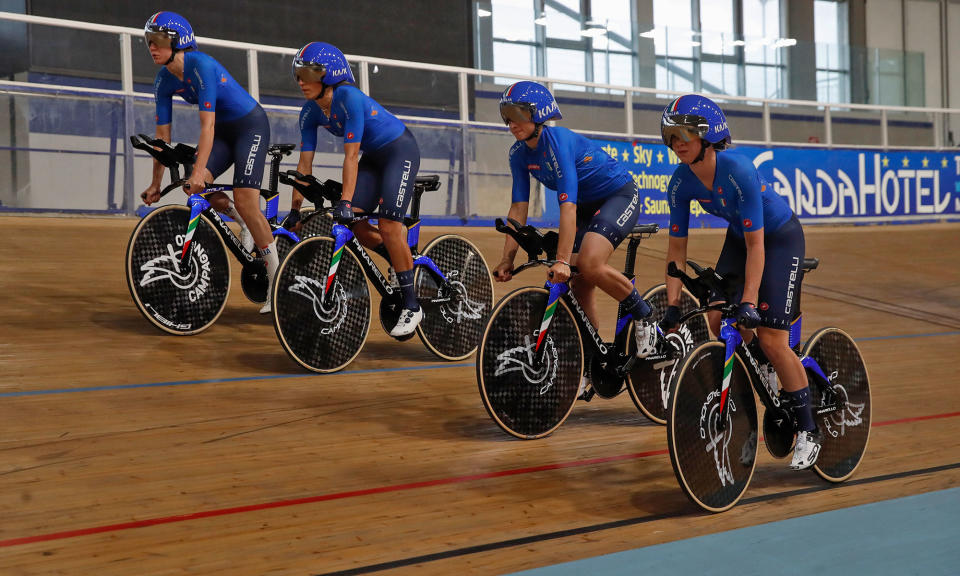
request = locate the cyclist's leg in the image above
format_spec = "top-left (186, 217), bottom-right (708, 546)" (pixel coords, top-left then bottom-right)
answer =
top-left (370, 130), bottom-right (422, 335)
top-left (373, 130), bottom-right (419, 274)
top-left (227, 106), bottom-right (272, 249)
top-left (203, 138), bottom-right (254, 249)
top-left (201, 138), bottom-right (233, 213)
top-left (225, 106), bottom-right (274, 311)
top-left (711, 226), bottom-right (746, 337)
top-left (577, 183), bottom-right (640, 303)
top-left (753, 216), bottom-right (817, 468)
top-left (755, 216), bottom-right (806, 395)
top-left (578, 183), bottom-right (657, 355)
top-left (350, 165), bottom-right (392, 261)
top-left (568, 202), bottom-right (602, 328)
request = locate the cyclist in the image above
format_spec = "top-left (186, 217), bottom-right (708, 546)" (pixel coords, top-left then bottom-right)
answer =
top-left (290, 42), bottom-right (423, 337)
top-left (492, 81), bottom-right (659, 387)
top-left (140, 11), bottom-right (277, 313)
top-left (658, 94), bottom-right (820, 470)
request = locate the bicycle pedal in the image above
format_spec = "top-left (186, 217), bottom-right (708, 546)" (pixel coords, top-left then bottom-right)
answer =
top-left (579, 388), bottom-right (596, 402)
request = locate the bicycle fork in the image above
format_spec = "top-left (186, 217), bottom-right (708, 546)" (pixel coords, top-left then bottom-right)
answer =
top-left (528, 281), bottom-right (570, 368)
top-left (716, 319), bottom-right (744, 433)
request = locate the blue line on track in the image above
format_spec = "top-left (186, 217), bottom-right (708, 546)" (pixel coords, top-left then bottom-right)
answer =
top-left (0, 362), bottom-right (473, 398)
top-left (4, 330), bottom-right (958, 399)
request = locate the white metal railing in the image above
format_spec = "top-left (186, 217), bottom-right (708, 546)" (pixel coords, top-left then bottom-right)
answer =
top-left (3, 10), bottom-right (958, 148)
top-left (3, 10), bottom-right (960, 215)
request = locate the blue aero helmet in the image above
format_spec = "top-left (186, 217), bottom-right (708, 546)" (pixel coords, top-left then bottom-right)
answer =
top-left (499, 81), bottom-right (562, 126)
top-left (144, 12), bottom-right (197, 54)
top-left (292, 42), bottom-right (355, 97)
top-left (660, 94), bottom-right (731, 152)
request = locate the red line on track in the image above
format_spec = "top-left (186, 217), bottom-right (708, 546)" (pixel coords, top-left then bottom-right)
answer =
top-left (3, 411), bottom-right (959, 548)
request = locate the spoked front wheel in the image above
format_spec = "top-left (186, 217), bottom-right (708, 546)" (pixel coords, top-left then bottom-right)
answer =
top-left (476, 287), bottom-right (582, 439)
top-left (627, 284), bottom-right (711, 424)
top-left (272, 236), bottom-right (371, 373)
top-left (125, 205), bottom-right (230, 335)
top-left (415, 234), bottom-right (494, 360)
top-left (802, 327), bottom-right (872, 483)
top-left (667, 341), bottom-right (759, 513)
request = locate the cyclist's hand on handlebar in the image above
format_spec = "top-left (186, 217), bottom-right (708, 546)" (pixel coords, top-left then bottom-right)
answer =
top-left (547, 261), bottom-right (571, 284)
top-left (735, 301), bottom-right (761, 329)
top-left (333, 199), bottom-right (354, 224)
top-left (281, 209), bottom-right (301, 231)
top-left (493, 259), bottom-right (514, 282)
top-left (141, 184), bottom-right (161, 206)
top-left (660, 305), bottom-right (682, 332)
top-left (184, 174), bottom-right (207, 195)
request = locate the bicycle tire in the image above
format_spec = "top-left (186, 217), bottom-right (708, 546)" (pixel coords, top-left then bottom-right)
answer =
top-left (476, 287), bottom-right (582, 439)
top-left (415, 234), bottom-right (494, 360)
top-left (667, 341), bottom-right (758, 513)
top-left (272, 236), bottom-right (371, 373)
top-left (802, 327), bottom-right (872, 483)
top-left (125, 205), bottom-right (230, 335)
top-left (627, 284), bottom-right (710, 424)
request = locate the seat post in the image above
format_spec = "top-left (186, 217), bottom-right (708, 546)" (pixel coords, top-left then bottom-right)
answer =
top-left (409, 184), bottom-right (425, 220)
top-left (623, 237), bottom-right (641, 279)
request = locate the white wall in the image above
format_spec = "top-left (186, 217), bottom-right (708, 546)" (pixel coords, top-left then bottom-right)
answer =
top-left (905, 0), bottom-right (943, 107)
top-left (865, 0), bottom-right (904, 51)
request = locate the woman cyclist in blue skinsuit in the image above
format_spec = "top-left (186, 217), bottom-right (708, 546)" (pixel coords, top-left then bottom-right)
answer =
top-left (140, 11), bottom-right (278, 313)
top-left (658, 94), bottom-right (820, 470)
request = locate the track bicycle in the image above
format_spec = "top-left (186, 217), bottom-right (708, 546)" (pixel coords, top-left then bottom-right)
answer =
top-left (125, 134), bottom-right (298, 335)
top-left (665, 258), bottom-right (872, 512)
top-left (475, 218), bottom-right (709, 440)
top-left (272, 175), bottom-right (495, 372)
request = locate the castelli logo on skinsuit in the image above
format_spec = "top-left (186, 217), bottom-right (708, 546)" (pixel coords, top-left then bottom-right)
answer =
top-left (743, 219), bottom-right (752, 228)
top-left (559, 193), bottom-right (568, 201)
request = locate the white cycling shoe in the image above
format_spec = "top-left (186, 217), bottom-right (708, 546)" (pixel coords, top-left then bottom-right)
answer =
top-left (790, 429), bottom-right (822, 470)
top-left (389, 307), bottom-right (423, 337)
top-left (634, 318), bottom-right (659, 358)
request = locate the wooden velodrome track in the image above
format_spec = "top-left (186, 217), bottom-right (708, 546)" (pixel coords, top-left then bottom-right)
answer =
top-left (2, 215), bottom-right (959, 575)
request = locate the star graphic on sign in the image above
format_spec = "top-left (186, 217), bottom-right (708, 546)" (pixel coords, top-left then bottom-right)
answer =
top-left (922, 157), bottom-right (929, 168)
top-left (942, 157), bottom-right (949, 168)
top-left (657, 151), bottom-right (664, 163)
top-left (881, 156), bottom-right (889, 167)
top-left (901, 157), bottom-right (910, 167)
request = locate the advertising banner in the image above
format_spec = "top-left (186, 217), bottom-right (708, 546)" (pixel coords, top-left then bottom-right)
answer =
top-left (539, 139), bottom-right (960, 228)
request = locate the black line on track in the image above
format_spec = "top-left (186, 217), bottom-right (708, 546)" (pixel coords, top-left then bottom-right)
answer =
top-left (314, 461), bottom-right (960, 576)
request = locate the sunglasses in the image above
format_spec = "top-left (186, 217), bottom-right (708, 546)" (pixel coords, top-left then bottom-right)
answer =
top-left (144, 30), bottom-right (174, 49)
top-left (662, 125), bottom-right (704, 146)
top-left (293, 61), bottom-right (326, 83)
top-left (500, 102), bottom-right (534, 125)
